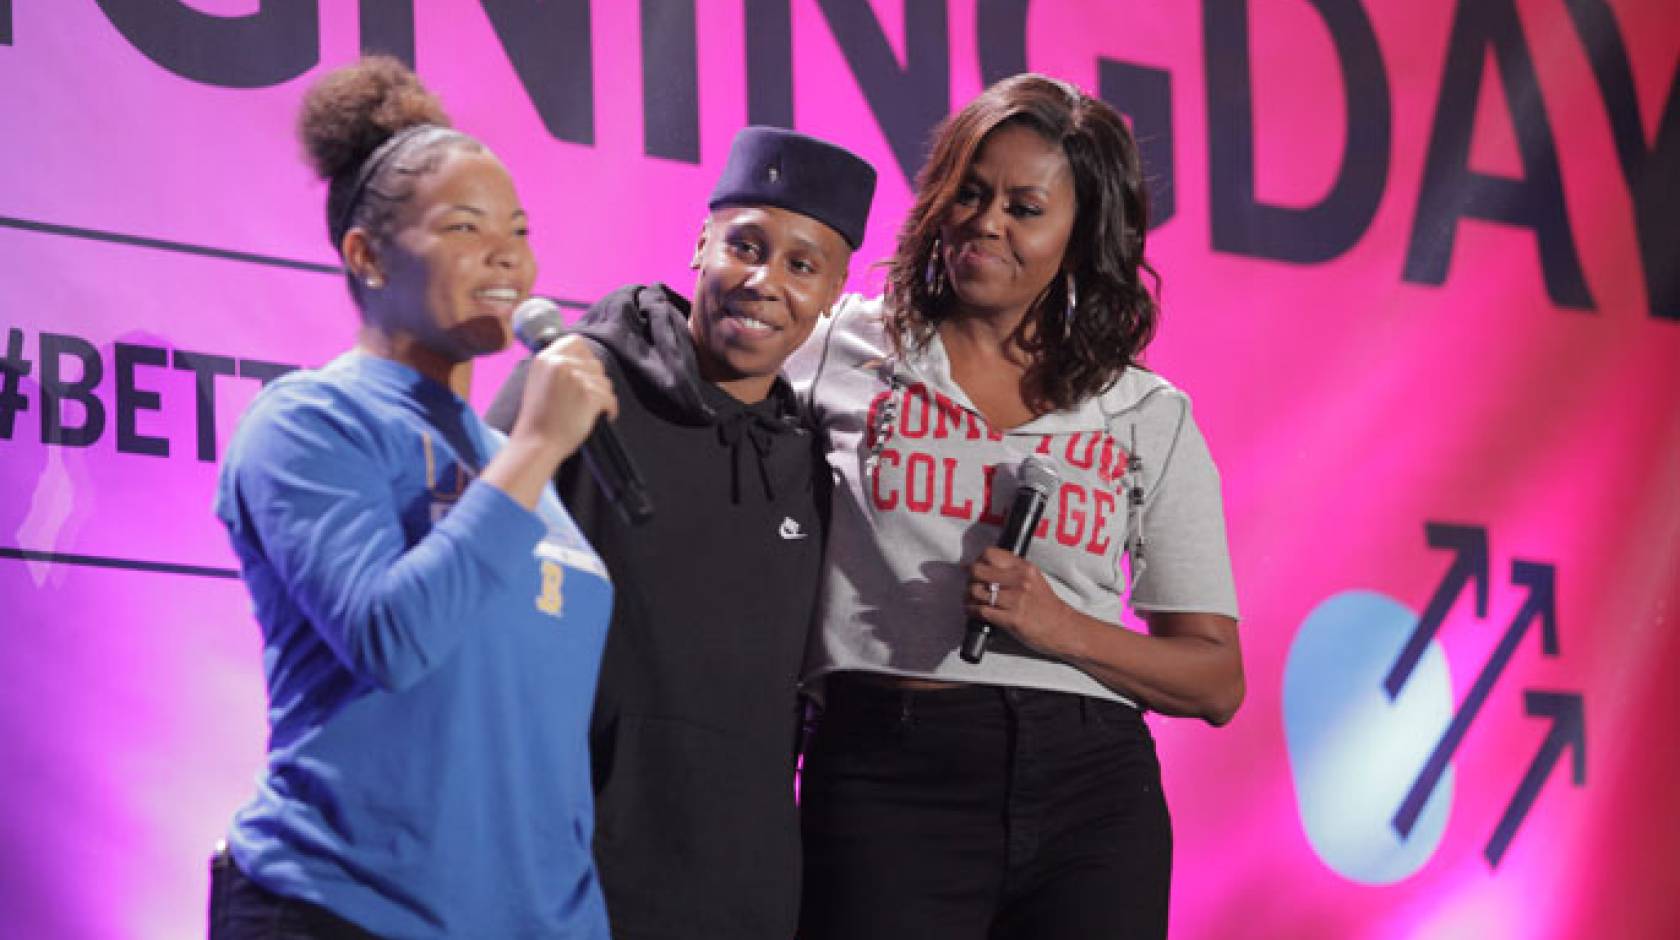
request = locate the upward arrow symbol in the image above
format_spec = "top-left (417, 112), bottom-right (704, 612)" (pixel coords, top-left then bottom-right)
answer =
top-left (1485, 691), bottom-right (1586, 867)
top-left (1386, 523), bottom-right (1490, 698)
top-left (1394, 559), bottom-right (1559, 838)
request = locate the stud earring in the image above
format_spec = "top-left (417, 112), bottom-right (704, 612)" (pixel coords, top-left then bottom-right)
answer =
top-left (365, 275), bottom-right (384, 289)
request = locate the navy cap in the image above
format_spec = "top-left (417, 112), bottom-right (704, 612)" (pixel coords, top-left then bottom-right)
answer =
top-left (709, 127), bottom-right (877, 249)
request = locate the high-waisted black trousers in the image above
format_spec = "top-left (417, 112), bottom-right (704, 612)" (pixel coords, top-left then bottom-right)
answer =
top-left (799, 674), bottom-right (1172, 940)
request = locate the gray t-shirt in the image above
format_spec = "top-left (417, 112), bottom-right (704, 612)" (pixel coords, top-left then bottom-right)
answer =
top-left (789, 296), bottom-right (1239, 704)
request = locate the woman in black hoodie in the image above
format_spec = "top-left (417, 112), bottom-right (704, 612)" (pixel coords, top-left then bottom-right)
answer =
top-left (487, 127), bottom-right (876, 940)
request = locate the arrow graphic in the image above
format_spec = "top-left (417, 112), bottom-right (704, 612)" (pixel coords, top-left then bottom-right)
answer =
top-left (1393, 559), bottom-right (1558, 838)
top-left (1386, 523), bottom-right (1490, 698)
top-left (1484, 691), bottom-right (1587, 867)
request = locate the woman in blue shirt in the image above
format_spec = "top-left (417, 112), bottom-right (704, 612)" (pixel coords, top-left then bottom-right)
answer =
top-left (208, 57), bottom-right (617, 939)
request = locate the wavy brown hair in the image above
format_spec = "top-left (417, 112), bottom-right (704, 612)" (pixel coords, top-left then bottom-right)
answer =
top-left (885, 73), bottom-right (1159, 412)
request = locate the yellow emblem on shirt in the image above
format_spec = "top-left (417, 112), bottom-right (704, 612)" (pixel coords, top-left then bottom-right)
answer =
top-left (536, 559), bottom-right (565, 616)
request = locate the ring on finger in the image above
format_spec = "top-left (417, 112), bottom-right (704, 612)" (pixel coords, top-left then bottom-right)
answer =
top-left (986, 582), bottom-right (999, 607)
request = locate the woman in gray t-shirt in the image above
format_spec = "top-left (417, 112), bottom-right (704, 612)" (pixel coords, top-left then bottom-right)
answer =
top-left (793, 74), bottom-right (1244, 940)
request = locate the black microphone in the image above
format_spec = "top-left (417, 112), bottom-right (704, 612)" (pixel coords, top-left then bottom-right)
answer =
top-left (961, 455), bottom-right (1061, 664)
top-left (512, 297), bottom-right (655, 526)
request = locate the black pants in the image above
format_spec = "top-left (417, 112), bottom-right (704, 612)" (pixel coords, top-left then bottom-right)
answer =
top-left (799, 676), bottom-right (1172, 940)
top-left (208, 846), bottom-right (380, 940)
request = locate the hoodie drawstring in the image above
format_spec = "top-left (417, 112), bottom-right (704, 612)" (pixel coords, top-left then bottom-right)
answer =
top-left (717, 411), bottom-right (782, 503)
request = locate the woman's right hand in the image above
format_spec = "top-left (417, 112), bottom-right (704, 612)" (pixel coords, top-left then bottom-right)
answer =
top-left (509, 334), bottom-right (619, 462)
top-left (482, 335), bottom-right (619, 510)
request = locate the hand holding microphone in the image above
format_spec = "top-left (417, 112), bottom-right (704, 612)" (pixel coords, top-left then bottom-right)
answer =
top-left (478, 309), bottom-right (616, 512)
top-left (961, 456), bottom-right (1062, 664)
top-left (512, 298), bottom-right (654, 525)
top-left (511, 333), bottom-right (617, 458)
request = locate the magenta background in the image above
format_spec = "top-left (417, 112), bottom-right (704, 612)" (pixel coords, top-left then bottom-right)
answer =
top-left (2, 2), bottom-right (1677, 938)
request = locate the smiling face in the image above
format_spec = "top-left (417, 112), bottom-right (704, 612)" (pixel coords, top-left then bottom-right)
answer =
top-left (688, 205), bottom-right (851, 402)
top-left (938, 122), bottom-right (1078, 329)
top-left (351, 146), bottom-right (535, 379)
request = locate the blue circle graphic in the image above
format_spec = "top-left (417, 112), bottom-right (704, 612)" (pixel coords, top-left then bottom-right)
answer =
top-left (1283, 590), bottom-right (1455, 884)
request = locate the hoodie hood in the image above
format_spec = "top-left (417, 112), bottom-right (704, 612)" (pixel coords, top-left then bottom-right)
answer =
top-left (574, 283), bottom-right (715, 425)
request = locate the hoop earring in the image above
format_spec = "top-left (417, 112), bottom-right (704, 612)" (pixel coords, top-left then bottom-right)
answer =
top-left (1062, 272), bottom-right (1078, 339)
top-left (924, 237), bottom-right (946, 300)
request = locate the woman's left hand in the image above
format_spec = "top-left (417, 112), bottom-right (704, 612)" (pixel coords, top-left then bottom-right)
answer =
top-left (965, 547), bottom-right (1078, 657)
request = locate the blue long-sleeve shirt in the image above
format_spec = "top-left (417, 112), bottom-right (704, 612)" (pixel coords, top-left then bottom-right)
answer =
top-left (215, 352), bottom-right (611, 939)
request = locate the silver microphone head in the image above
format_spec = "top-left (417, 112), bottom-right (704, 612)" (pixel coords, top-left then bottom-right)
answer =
top-left (1019, 454), bottom-right (1061, 497)
top-left (512, 296), bottom-right (566, 352)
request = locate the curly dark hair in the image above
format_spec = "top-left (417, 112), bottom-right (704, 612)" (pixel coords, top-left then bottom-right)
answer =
top-left (885, 73), bottom-right (1159, 412)
top-left (297, 56), bottom-right (481, 279)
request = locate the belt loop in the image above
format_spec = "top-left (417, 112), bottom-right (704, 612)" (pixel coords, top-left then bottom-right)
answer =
top-left (898, 689), bottom-right (914, 726)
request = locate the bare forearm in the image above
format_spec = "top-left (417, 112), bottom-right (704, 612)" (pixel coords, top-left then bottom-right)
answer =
top-left (479, 436), bottom-right (568, 510)
top-left (1051, 611), bottom-right (1245, 725)
top-left (966, 549), bottom-right (1244, 725)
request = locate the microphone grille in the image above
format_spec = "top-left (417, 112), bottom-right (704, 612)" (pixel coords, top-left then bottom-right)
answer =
top-left (1019, 455), bottom-right (1061, 496)
top-left (512, 296), bottom-right (565, 352)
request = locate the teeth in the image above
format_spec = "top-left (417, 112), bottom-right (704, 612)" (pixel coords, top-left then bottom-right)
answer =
top-left (732, 314), bottom-right (773, 333)
top-left (478, 288), bottom-right (519, 301)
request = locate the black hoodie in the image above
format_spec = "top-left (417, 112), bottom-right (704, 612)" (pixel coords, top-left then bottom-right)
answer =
top-left (486, 283), bottom-right (824, 940)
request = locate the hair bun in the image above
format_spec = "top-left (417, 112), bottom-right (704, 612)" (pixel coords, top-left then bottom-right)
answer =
top-left (297, 55), bottom-right (452, 182)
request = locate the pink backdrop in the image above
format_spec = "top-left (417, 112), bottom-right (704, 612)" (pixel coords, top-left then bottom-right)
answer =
top-left (1, 2), bottom-right (1676, 937)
